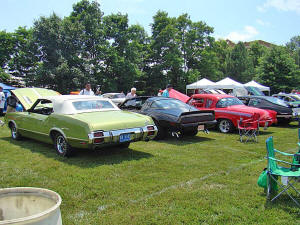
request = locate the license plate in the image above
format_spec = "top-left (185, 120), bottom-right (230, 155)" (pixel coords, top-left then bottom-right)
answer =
top-left (198, 125), bottom-right (204, 131)
top-left (119, 133), bottom-right (131, 142)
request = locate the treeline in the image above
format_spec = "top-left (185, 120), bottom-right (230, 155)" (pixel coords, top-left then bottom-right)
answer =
top-left (0, 0), bottom-right (300, 94)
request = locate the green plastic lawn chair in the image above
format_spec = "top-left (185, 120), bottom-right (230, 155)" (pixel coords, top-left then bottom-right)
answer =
top-left (292, 128), bottom-right (300, 168)
top-left (265, 136), bottom-right (300, 206)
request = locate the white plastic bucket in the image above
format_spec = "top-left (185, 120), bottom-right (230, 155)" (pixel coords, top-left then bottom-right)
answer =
top-left (0, 187), bottom-right (62, 225)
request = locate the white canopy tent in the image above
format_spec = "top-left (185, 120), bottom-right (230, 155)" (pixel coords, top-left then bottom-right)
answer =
top-left (211, 77), bottom-right (244, 89)
top-left (186, 78), bottom-right (216, 90)
top-left (186, 78), bottom-right (216, 94)
top-left (244, 80), bottom-right (270, 92)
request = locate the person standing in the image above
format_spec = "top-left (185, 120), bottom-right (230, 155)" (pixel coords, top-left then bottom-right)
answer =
top-left (0, 86), bottom-right (5, 116)
top-left (162, 84), bottom-right (172, 98)
top-left (126, 87), bottom-right (137, 99)
top-left (79, 83), bottom-right (94, 95)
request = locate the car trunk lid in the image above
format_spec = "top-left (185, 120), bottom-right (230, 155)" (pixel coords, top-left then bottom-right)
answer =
top-left (70, 110), bottom-right (151, 131)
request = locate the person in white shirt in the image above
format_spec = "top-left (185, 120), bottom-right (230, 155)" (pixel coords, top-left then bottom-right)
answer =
top-left (0, 86), bottom-right (5, 116)
top-left (79, 83), bottom-right (94, 95)
top-left (126, 87), bottom-right (137, 99)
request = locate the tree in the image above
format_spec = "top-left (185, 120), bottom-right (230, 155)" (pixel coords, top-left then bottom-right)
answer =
top-left (148, 11), bottom-right (215, 93)
top-left (0, 68), bottom-right (10, 82)
top-left (8, 27), bottom-right (39, 79)
top-left (228, 42), bottom-right (254, 83)
top-left (0, 31), bottom-right (15, 68)
top-left (286, 35), bottom-right (300, 67)
top-left (257, 46), bottom-right (300, 93)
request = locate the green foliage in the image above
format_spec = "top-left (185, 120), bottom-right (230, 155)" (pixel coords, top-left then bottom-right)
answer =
top-left (0, 30), bottom-right (15, 68)
top-left (256, 45), bottom-right (300, 93)
top-left (228, 42), bottom-right (254, 83)
top-left (0, 68), bottom-right (10, 82)
top-left (0, 0), bottom-right (299, 94)
top-left (286, 35), bottom-right (300, 67)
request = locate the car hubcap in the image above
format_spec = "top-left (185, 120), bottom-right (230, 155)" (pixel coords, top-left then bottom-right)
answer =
top-left (219, 120), bottom-right (230, 133)
top-left (11, 126), bottom-right (17, 139)
top-left (56, 136), bottom-right (67, 154)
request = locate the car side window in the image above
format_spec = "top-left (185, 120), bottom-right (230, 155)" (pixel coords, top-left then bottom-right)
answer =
top-left (124, 99), bottom-right (137, 107)
top-left (284, 97), bottom-right (291, 102)
top-left (249, 98), bottom-right (261, 106)
top-left (151, 101), bottom-right (163, 108)
top-left (31, 99), bottom-right (53, 115)
top-left (141, 101), bottom-right (150, 111)
top-left (190, 98), bottom-right (204, 108)
top-left (205, 99), bottom-right (213, 108)
top-left (240, 98), bottom-right (249, 105)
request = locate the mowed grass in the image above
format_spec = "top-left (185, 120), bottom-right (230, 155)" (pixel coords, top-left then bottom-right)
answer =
top-left (1, 116), bottom-right (300, 225)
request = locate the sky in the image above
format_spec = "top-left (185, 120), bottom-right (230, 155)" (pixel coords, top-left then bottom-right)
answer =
top-left (0, 0), bottom-right (299, 45)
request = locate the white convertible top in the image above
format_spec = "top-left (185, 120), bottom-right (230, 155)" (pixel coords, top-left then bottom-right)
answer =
top-left (44, 95), bottom-right (120, 114)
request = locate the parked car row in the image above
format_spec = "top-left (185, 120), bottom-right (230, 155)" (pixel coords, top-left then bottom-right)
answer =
top-left (4, 87), bottom-right (299, 157)
top-left (171, 92), bottom-right (276, 133)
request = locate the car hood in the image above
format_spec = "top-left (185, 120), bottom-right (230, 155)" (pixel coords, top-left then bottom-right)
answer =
top-left (11, 88), bottom-right (60, 111)
top-left (226, 105), bottom-right (271, 118)
top-left (70, 110), bottom-right (153, 131)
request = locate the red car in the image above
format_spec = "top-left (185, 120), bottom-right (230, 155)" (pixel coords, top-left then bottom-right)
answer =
top-left (169, 91), bottom-right (277, 133)
top-left (187, 94), bottom-right (277, 133)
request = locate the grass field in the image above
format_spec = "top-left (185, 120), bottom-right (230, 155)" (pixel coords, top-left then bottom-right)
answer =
top-left (1, 117), bottom-right (300, 224)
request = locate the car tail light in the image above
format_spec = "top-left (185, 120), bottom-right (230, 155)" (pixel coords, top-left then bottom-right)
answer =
top-left (94, 131), bottom-right (104, 137)
top-left (91, 131), bottom-right (104, 144)
top-left (94, 138), bottom-right (104, 143)
top-left (147, 126), bottom-right (155, 136)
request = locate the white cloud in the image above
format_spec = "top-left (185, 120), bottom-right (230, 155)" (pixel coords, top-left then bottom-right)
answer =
top-left (224, 26), bottom-right (259, 42)
top-left (256, 19), bottom-right (271, 27)
top-left (258, 0), bottom-right (300, 14)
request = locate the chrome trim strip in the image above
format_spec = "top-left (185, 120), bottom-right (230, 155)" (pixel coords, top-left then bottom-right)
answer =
top-left (18, 128), bottom-right (48, 136)
top-left (215, 110), bottom-right (252, 117)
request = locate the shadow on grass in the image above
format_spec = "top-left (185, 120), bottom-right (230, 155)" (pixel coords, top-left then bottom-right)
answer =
top-left (157, 135), bottom-right (215, 146)
top-left (2, 137), bottom-right (153, 168)
top-left (264, 196), bottom-right (300, 217)
top-left (274, 123), bottom-right (300, 129)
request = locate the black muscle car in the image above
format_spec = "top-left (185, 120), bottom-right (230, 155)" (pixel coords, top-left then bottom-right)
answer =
top-left (119, 96), bottom-right (216, 139)
top-left (238, 96), bottom-right (298, 124)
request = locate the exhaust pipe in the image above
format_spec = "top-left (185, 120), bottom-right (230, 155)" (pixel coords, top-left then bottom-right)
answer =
top-left (171, 131), bottom-right (180, 139)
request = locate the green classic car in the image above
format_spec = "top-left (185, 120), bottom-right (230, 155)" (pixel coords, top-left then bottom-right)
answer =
top-left (5, 88), bottom-right (157, 157)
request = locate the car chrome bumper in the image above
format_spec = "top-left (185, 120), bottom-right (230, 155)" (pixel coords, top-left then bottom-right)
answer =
top-left (88, 125), bottom-right (158, 148)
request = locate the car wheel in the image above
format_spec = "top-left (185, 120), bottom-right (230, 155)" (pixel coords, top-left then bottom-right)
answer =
top-left (54, 133), bottom-right (73, 157)
top-left (10, 123), bottom-right (21, 140)
top-left (218, 119), bottom-right (233, 133)
top-left (183, 128), bottom-right (198, 136)
top-left (153, 120), bottom-right (166, 140)
top-left (119, 142), bottom-right (130, 148)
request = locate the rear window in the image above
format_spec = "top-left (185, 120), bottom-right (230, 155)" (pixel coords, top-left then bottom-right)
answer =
top-left (216, 97), bottom-right (244, 108)
top-left (72, 100), bottom-right (115, 111)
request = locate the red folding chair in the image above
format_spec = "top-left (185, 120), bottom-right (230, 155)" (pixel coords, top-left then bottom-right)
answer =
top-left (238, 113), bottom-right (260, 143)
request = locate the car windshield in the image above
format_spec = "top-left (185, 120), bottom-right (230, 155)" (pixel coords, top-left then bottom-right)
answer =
top-left (245, 86), bottom-right (265, 96)
top-left (152, 99), bottom-right (196, 110)
top-left (72, 100), bottom-right (115, 111)
top-left (264, 97), bottom-right (289, 107)
top-left (216, 97), bottom-right (244, 108)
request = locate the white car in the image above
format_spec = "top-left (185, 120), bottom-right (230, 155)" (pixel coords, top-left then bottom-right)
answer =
top-left (102, 93), bottom-right (126, 105)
